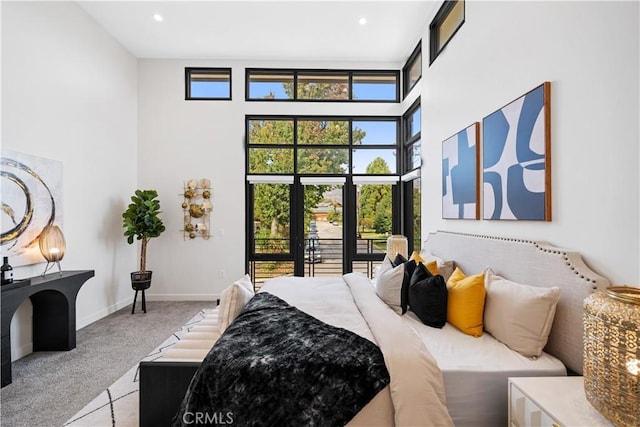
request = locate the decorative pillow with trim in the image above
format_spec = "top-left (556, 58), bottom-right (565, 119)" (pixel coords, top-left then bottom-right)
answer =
top-left (446, 267), bottom-right (486, 337)
top-left (484, 269), bottom-right (561, 357)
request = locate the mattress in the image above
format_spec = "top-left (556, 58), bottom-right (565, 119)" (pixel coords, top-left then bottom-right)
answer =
top-left (402, 311), bottom-right (567, 427)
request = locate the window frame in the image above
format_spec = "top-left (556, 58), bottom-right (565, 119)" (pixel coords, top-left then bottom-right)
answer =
top-left (429, 0), bottom-right (465, 66)
top-left (185, 67), bottom-right (232, 101)
top-left (402, 98), bottom-right (422, 174)
top-left (245, 69), bottom-right (400, 103)
top-left (402, 41), bottom-right (422, 98)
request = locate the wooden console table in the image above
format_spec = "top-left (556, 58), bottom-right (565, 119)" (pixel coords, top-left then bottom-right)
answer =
top-left (1, 270), bottom-right (94, 387)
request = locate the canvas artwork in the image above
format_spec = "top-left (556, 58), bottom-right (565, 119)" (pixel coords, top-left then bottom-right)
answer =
top-left (442, 122), bottom-right (479, 219)
top-left (1, 150), bottom-right (63, 266)
top-left (483, 82), bottom-right (551, 221)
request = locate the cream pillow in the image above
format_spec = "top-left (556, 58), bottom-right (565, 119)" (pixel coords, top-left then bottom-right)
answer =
top-left (484, 269), bottom-right (561, 357)
top-left (219, 280), bottom-right (254, 333)
top-left (234, 274), bottom-right (254, 293)
top-left (375, 256), bottom-right (405, 315)
top-left (418, 250), bottom-right (455, 282)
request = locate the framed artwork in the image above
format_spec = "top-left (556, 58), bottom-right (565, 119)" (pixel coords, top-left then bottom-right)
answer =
top-left (1, 150), bottom-right (63, 266)
top-left (483, 82), bottom-right (551, 221)
top-left (442, 122), bottom-right (479, 219)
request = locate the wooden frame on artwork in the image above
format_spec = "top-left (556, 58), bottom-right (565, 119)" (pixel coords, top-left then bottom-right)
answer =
top-left (442, 122), bottom-right (480, 220)
top-left (482, 82), bottom-right (551, 221)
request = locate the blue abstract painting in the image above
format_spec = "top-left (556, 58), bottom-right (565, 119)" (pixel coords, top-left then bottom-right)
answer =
top-left (483, 82), bottom-right (551, 220)
top-left (442, 123), bottom-right (479, 219)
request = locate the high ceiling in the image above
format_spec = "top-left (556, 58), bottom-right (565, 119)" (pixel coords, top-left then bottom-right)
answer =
top-left (77, 1), bottom-right (436, 63)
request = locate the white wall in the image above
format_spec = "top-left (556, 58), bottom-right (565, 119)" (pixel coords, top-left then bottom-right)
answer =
top-left (2, 2), bottom-right (138, 359)
top-left (137, 59), bottom-right (402, 299)
top-left (420, 1), bottom-right (639, 285)
top-left (3, 0), bottom-right (638, 361)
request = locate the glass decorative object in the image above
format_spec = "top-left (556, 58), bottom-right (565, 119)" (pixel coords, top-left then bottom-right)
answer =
top-left (386, 234), bottom-right (408, 259)
top-left (39, 225), bottom-right (66, 275)
top-left (583, 286), bottom-right (640, 427)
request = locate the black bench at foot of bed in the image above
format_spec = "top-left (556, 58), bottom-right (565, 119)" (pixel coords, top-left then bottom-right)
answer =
top-left (139, 361), bottom-right (200, 426)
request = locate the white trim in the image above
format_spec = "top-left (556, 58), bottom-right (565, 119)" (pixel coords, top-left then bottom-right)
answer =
top-left (352, 175), bottom-right (400, 184)
top-left (299, 177), bottom-right (346, 185)
top-left (246, 175), bottom-right (293, 184)
top-left (401, 169), bottom-right (421, 182)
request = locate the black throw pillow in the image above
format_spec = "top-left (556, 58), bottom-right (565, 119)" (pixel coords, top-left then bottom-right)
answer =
top-left (390, 253), bottom-right (415, 314)
top-left (408, 262), bottom-right (448, 328)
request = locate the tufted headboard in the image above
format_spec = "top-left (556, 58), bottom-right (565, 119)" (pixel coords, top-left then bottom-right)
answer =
top-left (422, 230), bottom-right (611, 375)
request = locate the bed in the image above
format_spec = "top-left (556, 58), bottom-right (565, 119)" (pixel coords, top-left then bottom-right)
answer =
top-left (142, 231), bottom-right (611, 427)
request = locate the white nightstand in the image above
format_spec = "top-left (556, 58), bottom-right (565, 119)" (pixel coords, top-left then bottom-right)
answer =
top-left (508, 376), bottom-right (614, 427)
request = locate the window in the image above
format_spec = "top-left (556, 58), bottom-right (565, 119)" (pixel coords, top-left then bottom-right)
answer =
top-left (246, 116), bottom-right (401, 283)
top-left (185, 68), bottom-right (231, 100)
top-left (403, 100), bottom-right (421, 173)
top-left (402, 42), bottom-right (422, 97)
top-left (401, 98), bottom-right (422, 253)
top-left (429, 0), bottom-right (465, 65)
top-left (247, 71), bottom-right (294, 100)
top-left (246, 69), bottom-right (399, 102)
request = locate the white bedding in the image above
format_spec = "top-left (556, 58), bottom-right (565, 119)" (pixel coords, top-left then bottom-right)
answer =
top-left (260, 273), bottom-right (454, 427)
top-left (261, 272), bottom-right (568, 427)
top-left (402, 311), bottom-right (566, 426)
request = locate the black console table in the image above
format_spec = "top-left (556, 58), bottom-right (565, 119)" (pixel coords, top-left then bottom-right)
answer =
top-left (1, 270), bottom-right (94, 387)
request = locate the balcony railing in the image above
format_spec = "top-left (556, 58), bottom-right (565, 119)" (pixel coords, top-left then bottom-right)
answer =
top-left (250, 237), bottom-right (386, 290)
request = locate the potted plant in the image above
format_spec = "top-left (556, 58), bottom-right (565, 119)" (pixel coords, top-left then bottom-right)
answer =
top-left (122, 189), bottom-right (166, 294)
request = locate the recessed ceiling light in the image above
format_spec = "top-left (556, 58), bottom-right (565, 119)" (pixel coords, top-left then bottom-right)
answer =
top-left (153, 13), bottom-right (163, 22)
top-left (359, 17), bottom-right (367, 25)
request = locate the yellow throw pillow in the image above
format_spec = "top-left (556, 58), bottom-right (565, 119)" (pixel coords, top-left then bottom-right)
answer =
top-left (410, 251), bottom-right (439, 275)
top-left (425, 260), bottom-right (439, 276)
top-left (446, 267), bottom-right (486, 337)
top-left (409, 251), bottom-right (425, 263)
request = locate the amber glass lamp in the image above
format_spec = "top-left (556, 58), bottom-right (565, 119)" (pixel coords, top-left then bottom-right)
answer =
top-left (39, 225), bottom-right (66, 276)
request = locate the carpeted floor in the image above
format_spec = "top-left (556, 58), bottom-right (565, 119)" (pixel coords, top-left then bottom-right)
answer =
top-left (1, 300), bottom-right (210, 427)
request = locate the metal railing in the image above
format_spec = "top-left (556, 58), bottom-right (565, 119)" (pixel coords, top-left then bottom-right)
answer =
top-left (250, 237), bottom-right (386, 290)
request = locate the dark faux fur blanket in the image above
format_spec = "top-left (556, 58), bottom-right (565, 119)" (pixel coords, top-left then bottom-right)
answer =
top-left (172, 292), bottom-right (390, 427)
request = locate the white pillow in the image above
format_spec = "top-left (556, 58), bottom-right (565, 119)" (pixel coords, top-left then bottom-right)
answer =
top-left (219, 280), bottom-right (254, 333)
top-left (483, 269), bottom-right (561, 357)
top-left (418, 250), bottom-right (455, 282)
top-left (234, 274), bottom-right (254, 293)
top-left (375, 256), bottom-right (405, 315)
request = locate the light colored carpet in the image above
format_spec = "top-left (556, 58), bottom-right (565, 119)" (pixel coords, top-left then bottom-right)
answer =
top-left (63, 309), bottom-right (209, 427)
top-left (0, 301), bottom-right (210, 427)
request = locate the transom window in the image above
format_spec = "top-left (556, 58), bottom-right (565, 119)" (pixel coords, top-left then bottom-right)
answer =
top-left (429, 0), bottom-right (465, 65)
top-left (403, 42), bottom-right (422, 97)
top-left (246, 69), bottom-right (399, 102)
top-left (185, 68), bottom-right (231, 100)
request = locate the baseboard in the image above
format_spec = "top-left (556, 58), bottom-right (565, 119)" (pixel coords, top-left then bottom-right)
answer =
top-left (144, 293), bottom-right (220, 302)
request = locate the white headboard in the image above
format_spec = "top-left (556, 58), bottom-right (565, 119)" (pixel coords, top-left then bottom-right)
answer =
top-left (423, 230), bottom-right (611, 374)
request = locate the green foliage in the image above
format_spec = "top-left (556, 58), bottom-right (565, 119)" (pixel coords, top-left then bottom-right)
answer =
top-left (122, 189), bottom-right (166, 271)
top-left (358, 157), bottom-right (393, 235)
top-left (250, 117), bottom-right (363, 239)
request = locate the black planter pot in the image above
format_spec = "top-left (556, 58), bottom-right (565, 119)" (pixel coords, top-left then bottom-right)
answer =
top-left (131, 271), bottom-right (152, 314)
top-left (131, 271), bottom-right (152, 290)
